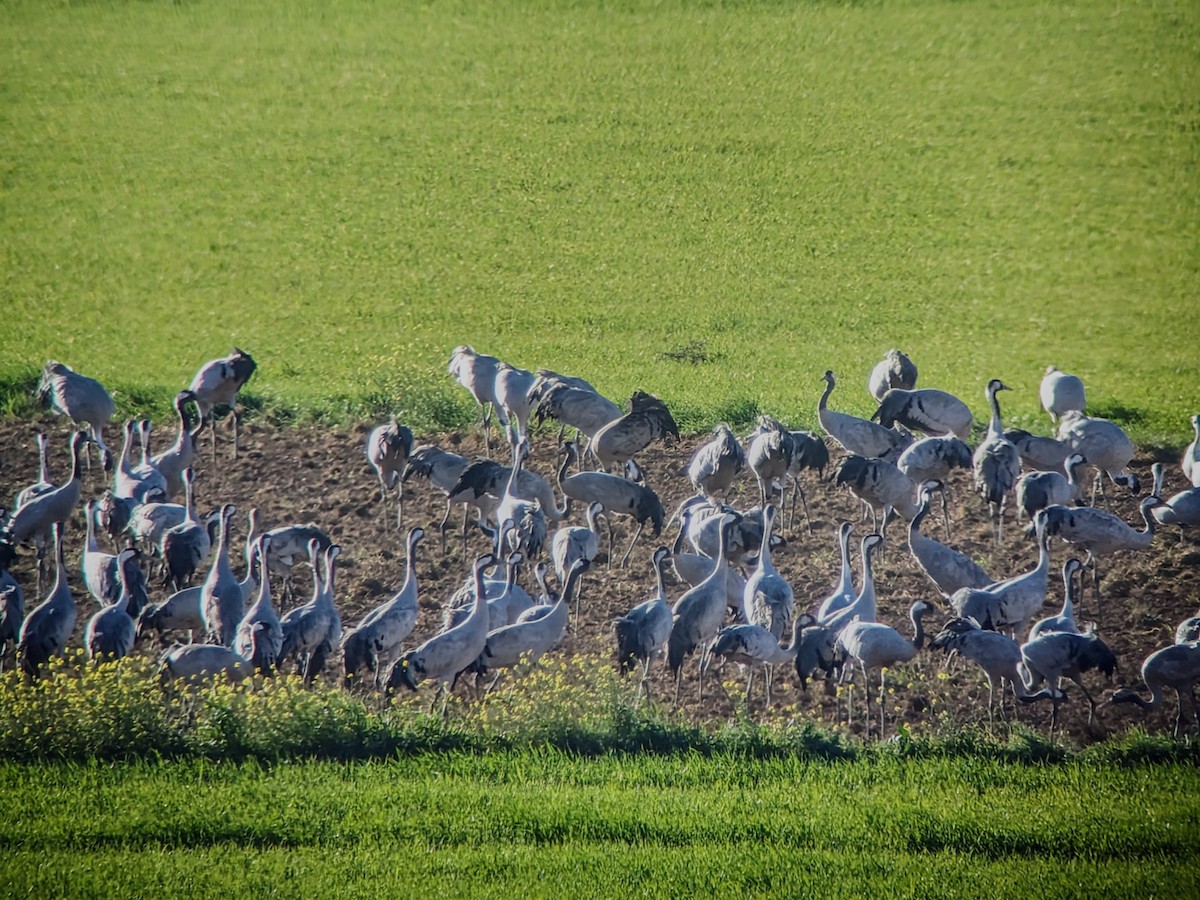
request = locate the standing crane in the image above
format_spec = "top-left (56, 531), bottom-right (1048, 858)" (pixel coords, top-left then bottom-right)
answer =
top-left (668, 512), bottom-right (738, 703)
top-left (687, 424), bottom-right (744, 502)
top-left (84, 547), bottom-right (139, 662)
top-left (973, 379), bottom-right (1021, 545)
top-left (746, 417), bottom-right (795, 521)
top-left (150, 391), bottom-right (203, 501)
top-left (388, 552), bottom-right (498, 715)
top-left (867, 349), bottom-right (918, 401)
top-left (36, 361), bottom-right (114, 469)
top-left (1109, 642), bottom-right (1200, 738)
top-left (494, 361), bottom-right (537, 446)
top-left (589, 391), bottom-right (679, 474)
top-left (235, 534), bottom-right (282, 672)
top-left (1004, 429), bottom-right (1072, 473)
top-left (447, 345), bottom-right (506, 457)
top-left (896, 436), bottom-right (972, 539)
top-left (928, 618), bottom-right (1030, 720)
top-left (744, 504), bottom-right (793, 641)
top-left (872, 387), bottom-right (974, 441)
top-left (819, 370), bottom-right (910, 460)
top-left (838, 600), bottom-right (934, 738)
top-left (1039, 366), bottom-right (1086, 422)
top-left (614, 546), bottom-right (674, 705)
top-left (815, 522), bottom-right (855, 622)
top-left (908, 485), bottom-right (994, 597)
top-left (527, 372), bottom-right (622, 452)
top-left (200, 504), bottom-right (243, 648)
top-left (706, 612), bottom-right (818, 710)
top-left (342, 526), bottom-right (425, 687)
top-left (1183, 414), bottom-right (1200, 488)
top-left (366, 416), bottom-right (414, 531)
top-left (556, 441), bottom-right (663, 567)
top-left (402, 444), bottom-right (475, 551)
top-left (786, 429), bottom-right (828, 533)
top-left (279, 542), bottom-right (343, 685)
top-left (1055, 410), bottom-right (1139, 504)
top-left (13, 432), bottom-right (54, 511)
top-left (1019, 631), bottom-right (1117, 732)
top-left (16, 523), bottom-right (74, 679)
top-left (1028, 558), bottom-right (1084, 640)
top-left (161, 468), bottom-right (212, 590)
top-left (834, 455), bottom-right (923, 537)
top-left (1015, 453), bottom-right (1086, 524)
top-left (188, 348), bottom-right (257, 460)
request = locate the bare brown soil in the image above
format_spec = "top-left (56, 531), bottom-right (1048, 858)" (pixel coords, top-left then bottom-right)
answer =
top-left (2, 415), bottom-right (1197, 744)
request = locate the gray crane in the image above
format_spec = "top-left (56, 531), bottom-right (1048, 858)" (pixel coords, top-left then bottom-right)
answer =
top-left (786, 430), bottom-right (829, 533)
top-left (668, 512), bottom-right (738, 703)
top-left (150, 392), bottom-right (203, 502)
top-left (1039, 366), bottom-right (1086, 422)
top-left (36, 361), bottom-right (114, 469)
top-left (834, 455), bottom-right (922, 537)
top-left (746, 416), bottom-right (795, 520)
top-left (928, 617), bottom-right (1030, 720)
top-left (2, 431), bottom-right (88, 589)
top-left (1150, 462), bottom-right (1200, 530)
top-left (342, 526), bottom-right (425, 687)
top-left (1003, 429), bottom-right (1072, 473)
top-left (744, 504), bottom-right (792, 641)
top-left (686, 424), bottom-right (744, 502)
top-left (1040, 495), bottom-right (1162, 620)
top-left (590, 391), bottom-right (679, 474)
top-left (161, 468), bottom-right (212, 590)
top-left (13, 432), bottom-right (54, 511)
top-left (614, 546), bottom-right (674, 705)
top-left (705, 613), bottom-right (813, 709)
top-left (16, 523), bottom-right (74, 678)
top-left (447, 345), bottom-right (506, 457)
top-left (838, 600), bottom-right (934, 738)
top-left (528, 372), bottom-right (622, 451)
top-left (159, 639), bottom-right (255, 684)
top-left (84, 547), bottom-right (139, 662)
top-left (387, 552), bottom-right (498, 715)
top-left (819, 370), bottom-right (910, 460)
top-left (1109, 642), bottom-right (1200, 738)
top-left (494, 361), bottom-right (537, 446)
top-left (867, 349), bottom-right (918, 401)
top-left (1015, 453), bottom-right (1086, 524)
top-left (366, 416), bottom-right (414, 531)
top-left (188, 348), bottom-right (257, 460)
top-left (556, 441), bottom-right (663, 567)
top-left (949, 514), bottom-right (1052, 637)
top-left (235, 534), bottom-right (282, 672)
top-left (1183, 414), bottom-right (1200, 487)
top-left (111, 420), bottom-right (167, 503)
top-left (872, 387), bottom-right (974, 441)
top-left (1019, 630), bottom-right (1117, 732)
top-left (279, 542), bottom-right (343, 685)
top-left (973, 379), bottom-right (1021, 545)
top-left (0, 565), bottom-right (26, 671)
top-left (896, 436), bottom-right (972, 539)
top-left (1028, 558), bottom-right (1084, 640)
top-left (403, 444), bottom-right (477, 550)
top-left (815, 522), bottom-right (855, 622)
top-left (200, 504), bottom-right (243, 648)
top-left (908, 485), bottom-right (994, 597)
top-left (1055, 410), bottom-right (1139, 504)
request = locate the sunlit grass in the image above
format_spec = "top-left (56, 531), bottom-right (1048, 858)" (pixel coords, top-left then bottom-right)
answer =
top-left (1, 0), bottom-right (1196, 443)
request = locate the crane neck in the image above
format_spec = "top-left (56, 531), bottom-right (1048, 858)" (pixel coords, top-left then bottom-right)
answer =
top-left (986, 385), bottom-right (1005, 438)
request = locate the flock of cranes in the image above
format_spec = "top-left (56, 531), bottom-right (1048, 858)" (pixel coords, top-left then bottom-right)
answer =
top-left (0, 344), bottom-right (1198, 744)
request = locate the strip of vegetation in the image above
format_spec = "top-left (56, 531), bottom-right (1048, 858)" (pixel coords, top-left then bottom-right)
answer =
top-left (1, 654), bottom-right (1196, 766)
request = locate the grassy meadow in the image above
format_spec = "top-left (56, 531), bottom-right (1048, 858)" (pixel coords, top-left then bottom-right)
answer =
top-left (1, 0), bottom-right (1197, 442)
top-left (3, 754), bottom-right (1199, 897)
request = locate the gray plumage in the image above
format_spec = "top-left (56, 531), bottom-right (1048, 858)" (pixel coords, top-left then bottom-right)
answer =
top-left (867, 349), bottom-right (918, 401)
top-left (529, 374), bottom-right (622, 440)
top-left (3, 431), bottom-right (88, 553)
top-left (590, 391), bottom-right (679, 473)
top-left (1183, 414), bottom-right (1200, 488)
top-left (138, 585), bottom-right (205, 644)
top-left (896, 436), bottom-right (973, 485)
top-left (687, 424), bottom-right (745, 501)
top-left (1110, 643), bottom-right (1200, 737)
top-left (744, 504), bottom-right (793, 641)
top-left (16, 524), bottom-right (74, 678)
top-left (1004, 429), bottom-right (1073, 473)
top-left (815, 522), bottom-right (856, 622)
top-left (973, 379), bottom-right (1021, 544)
top-left (820, 533), bottom-right (885, 638)
top-left (928, 617), bottom-right (1030, 718)
top-left (201, 504), bottom-right (244, 647)
top-left (949, 516), bottom-right (1052, 637)
top-left (908, 486), bottom-right (993, 596)
top-left (615, 547), bottom-right (674, 688)
top-left (1015, 452), bottom-right (1086, 523)
top-left (0, 574), bottom-right (26, 668)
top-left (1055, 410), bottom-right (1139, 496)
top-left (746, 417), bottom-right (795, 513)
top-left (1019, 631), bottom-right (1116, 726)
top-left (36, 361), bottom-right (114, 464)
top-left (834, 455), bottom-right (922, 536)
top-left (159, 640), bottom-right (254, 684)
top-left (494, 361), bottom-right (537, 445)
top-left (161, 468), bottom-right (211, 590)
top-left (1150, 462), bottom-right (1200, 528)
top-left (707, 613), bottom-right (818, 708)
top-left (786, 430), bottom-right (829, 532)
top-left (668, 513), bottom-right (738, 702)
top-left (84, 548), bottom-right (139, 661)
top-left (235, 534), bottom-right (282, 671)
top-left (279, 542), bottom-right (343, 685)
top-left (838, 600), bottom-right (934, 737)
top-left (477, 558), bottom-right (588, 677)
top-left (448, 346), bottom-right (506, 454)
top-left (1028, 558), bottom-right (1083, 640)
top-left (342, 526), bottom-right (425, 687)
top-left (873, 388), bottom-right (973, 441)
top-left (188, 348), bottom-right (257, 459)
top-left (819, 370), bottom-right (910, 460)
top-left (150, 391), bottom-right (203, 502)
top-left (367, 416), bottom-right (414, 529)
top-left (112, 419), bottom-right (167, 503)
top-left (1039, 366), bottom-right (1086, 422)
top-left (13, 432), bottom-right (54, 511)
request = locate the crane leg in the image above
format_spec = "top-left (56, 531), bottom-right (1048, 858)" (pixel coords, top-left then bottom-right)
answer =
top-left (940, 488), bottom-right (952, 543)
top-left (232, 408), bottom-right (241, 459)
top-left (395, 485), bottom-right (404, 532)
top-left (619, 521), bottom-right (645, 568)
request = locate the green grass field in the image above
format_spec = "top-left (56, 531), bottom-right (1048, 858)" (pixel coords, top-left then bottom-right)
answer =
top-left (2, 755), bottom-right (1198, 897)
top-left (2, 0), bottom-right (1197, 442)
